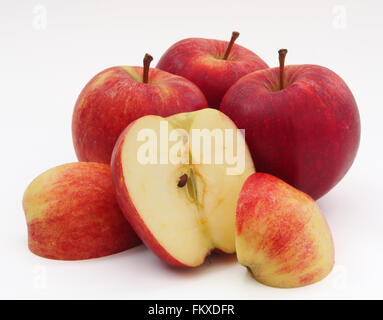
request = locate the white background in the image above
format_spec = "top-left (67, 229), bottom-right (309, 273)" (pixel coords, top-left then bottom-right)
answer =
top-left (1, 0), bottom-right (382, 299)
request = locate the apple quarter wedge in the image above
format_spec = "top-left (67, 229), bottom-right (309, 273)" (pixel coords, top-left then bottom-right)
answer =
top-left (111, 108), bottom-right (255, 267)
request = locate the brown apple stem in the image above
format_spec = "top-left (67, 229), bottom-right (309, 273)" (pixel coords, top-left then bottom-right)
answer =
top-left (278, 49), bottom-right (288, 90)
top-left (177, 174), bottom-right (188, 188)
top-left (223, 31), bottom-right (240, 60)
top-left (143, 53), bottom-right (153, 84)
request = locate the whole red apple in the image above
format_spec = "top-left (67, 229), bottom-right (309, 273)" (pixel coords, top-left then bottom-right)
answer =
top-left (72, 54), bottom-right (208, 164)
top-left (157, 32), bottom-right (268, 108)
top-left (220, 50), bottom-right (360, 199)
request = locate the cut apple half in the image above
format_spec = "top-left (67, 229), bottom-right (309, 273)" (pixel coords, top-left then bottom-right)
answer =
top-left (111, 108), bottom-right (255, 267)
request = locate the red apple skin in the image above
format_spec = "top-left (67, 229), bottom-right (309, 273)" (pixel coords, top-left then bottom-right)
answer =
top-left (22, 163), bottom-right (141, 260)
top-left (72, 66), bottom-right (208, 164)
top-left (156, 38), bottom-right (268, 108)
top-left (236, 173), bottom-right (334, 288)
top-left (111, 124), bottom-right (193, 267)
top-left (221, 65), bottom-right (360, 199)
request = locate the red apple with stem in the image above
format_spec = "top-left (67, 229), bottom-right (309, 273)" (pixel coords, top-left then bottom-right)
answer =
top-left (220, 49), bottom-right (360, 199)
top-left (72, 53), bottom-right (208, 164)
top-left (157, 31), bottom-right (268, 108)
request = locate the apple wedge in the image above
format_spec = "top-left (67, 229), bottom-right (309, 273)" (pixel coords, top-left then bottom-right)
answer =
top-left (236, 173), bottom-right (335, 288)
top-left (111, 109), bottom-right (255, 267)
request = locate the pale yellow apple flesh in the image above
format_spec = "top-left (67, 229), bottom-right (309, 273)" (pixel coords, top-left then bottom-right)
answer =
top-left (114, 109), bottom-right (255, 267)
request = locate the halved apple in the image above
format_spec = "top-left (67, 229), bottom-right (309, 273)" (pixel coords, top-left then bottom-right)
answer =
top-left (111, 109), bottom-right (255, 267)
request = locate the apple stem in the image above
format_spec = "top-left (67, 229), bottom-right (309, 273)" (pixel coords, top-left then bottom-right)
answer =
top-left (143, 53), bottom-right (153, 84)
top-left (223, 31), bottom-right (240, 60)
top-left (278, 49), bottom-right (288, 90)
top-left (177, 174), bottom-right (188, 188)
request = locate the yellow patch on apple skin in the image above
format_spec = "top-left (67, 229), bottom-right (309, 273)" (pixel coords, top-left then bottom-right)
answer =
top-left (23, 165), bottom-right (68, 223)
top-left (73, 68), bottom-right (120, 116)
top-left (87, 69), bottom-right (117, 91)
top-left (121, 66), bottom-right (142, 82)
